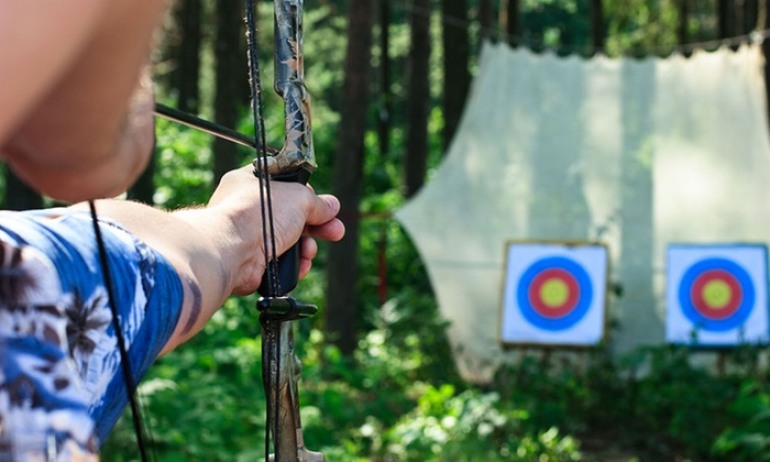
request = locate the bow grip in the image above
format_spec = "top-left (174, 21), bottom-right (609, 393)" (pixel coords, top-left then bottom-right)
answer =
top-left (257, 167), bottom-right (312, 297)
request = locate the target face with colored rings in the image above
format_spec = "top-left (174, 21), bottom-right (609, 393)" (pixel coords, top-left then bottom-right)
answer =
top-left (516, 256), bottom-right (593, 331)
top-left (678, 258), bottom-right (755, 332)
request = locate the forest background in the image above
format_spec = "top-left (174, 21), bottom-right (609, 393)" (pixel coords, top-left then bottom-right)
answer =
top-left (4, 0), bottom-right (770, 461)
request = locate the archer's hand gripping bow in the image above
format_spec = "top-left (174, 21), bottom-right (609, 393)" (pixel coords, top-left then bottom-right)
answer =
top-left (245, 1), bottom-right (324, 461)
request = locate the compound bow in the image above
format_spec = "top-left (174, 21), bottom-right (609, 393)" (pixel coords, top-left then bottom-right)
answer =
top-left (153, 0), bottom-right (323, 460)
top-left (245, 0), bottom-right (324, 461)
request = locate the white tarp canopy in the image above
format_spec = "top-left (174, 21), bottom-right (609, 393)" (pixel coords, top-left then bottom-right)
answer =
top-left (395, 41), bottom-right (770, 382)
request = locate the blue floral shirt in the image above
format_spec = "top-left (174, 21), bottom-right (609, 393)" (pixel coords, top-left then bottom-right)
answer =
top-left (0, 209), bottom-right (183, 459)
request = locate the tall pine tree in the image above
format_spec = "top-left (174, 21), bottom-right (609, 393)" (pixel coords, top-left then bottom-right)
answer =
top-left (325, 1), bottom-right (375, 354)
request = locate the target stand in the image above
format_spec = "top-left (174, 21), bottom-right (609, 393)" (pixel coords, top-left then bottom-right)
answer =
top-left (666, 244), bottom-right (770, 347)
top-left (500, 241), bottom-right (609, 348)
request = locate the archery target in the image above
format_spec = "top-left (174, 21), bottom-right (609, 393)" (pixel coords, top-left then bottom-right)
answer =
top-left (501, 242), bottom-right (608, 346)
top-left (666, 244), bottom-right (769, 346)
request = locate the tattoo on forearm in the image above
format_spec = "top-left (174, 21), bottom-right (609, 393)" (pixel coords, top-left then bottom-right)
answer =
top-left (181, 275), bottom-right (202, 334)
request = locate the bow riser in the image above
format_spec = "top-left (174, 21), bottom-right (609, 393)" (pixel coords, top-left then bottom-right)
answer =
top-left (269, 0), bottom-right (316, 177)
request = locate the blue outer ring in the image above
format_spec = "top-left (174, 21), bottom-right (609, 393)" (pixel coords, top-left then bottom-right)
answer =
top-left (678, 258), bottom-right (754, 332)
top-left (516, 256), bottom-right (593, 331)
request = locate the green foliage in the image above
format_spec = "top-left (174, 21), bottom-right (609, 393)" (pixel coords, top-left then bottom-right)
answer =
top-left (382, 384), bottom-right (581, 461)
top-left (154, 118), bottom-right (215, 209)
top-left (713, 380), bottom-right (770, 461)
top-left (604, 0), bottom-right (679, 56)
top-left (522, 0), bottom-right (592, 54)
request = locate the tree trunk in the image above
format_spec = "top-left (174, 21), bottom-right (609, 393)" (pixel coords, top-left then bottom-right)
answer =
top-left (441, 0), bottom-right (470, 151)
top-left (590, 0), bottom-right (605, 53)
top-left (403, 0), bottom-right (431, 198)
top-left (172, 0), bottom-right (202, 113)
top-left (742, 0), bottom-right (759, 32)
top-left (213, 0), bottom-right (246, 184)
top-left (507, 0), bottom-right (521, 47)
top-left (3, 169), bottom-right (43, 210)
top-left (478, 0), bottom-right (495, 45)
top-left (377, 0), bottom-right (392, 159)
top-left (718, 0), bottom-right (735, 39)
top-left (325, 1), bottom-right (375, 355)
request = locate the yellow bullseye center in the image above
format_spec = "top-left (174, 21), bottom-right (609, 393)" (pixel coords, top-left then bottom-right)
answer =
top-left (702, 280), bottom-right (732, 309)
top-left (540, 279), bottom-right (569, 308)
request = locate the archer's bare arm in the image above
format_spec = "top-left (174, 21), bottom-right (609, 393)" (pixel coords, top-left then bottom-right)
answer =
top-left (74, 167), bottom-right (345, 353)
top-left (0, 0), bottom-right (168, 202)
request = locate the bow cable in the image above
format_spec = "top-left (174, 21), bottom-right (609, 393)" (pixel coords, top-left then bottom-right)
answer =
top-left (243, 1), bottom-right (284, 460)
top-left (245, 0), bottom-right (282, 299)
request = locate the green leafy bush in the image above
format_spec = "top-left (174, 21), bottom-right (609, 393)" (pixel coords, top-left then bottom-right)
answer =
top-left (713, 380), bottom-right (770, 461)
top-left (381, 384), bottom-right (581, 461)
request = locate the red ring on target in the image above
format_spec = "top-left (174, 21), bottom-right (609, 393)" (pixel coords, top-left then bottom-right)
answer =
top-left (690, 269), bottom-right (742, 320)
top-left (528, 269), bottom-right (580, 319)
